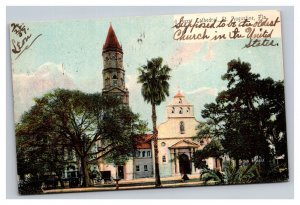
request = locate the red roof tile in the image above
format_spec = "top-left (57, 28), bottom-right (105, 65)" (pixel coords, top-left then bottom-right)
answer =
top-left (135, 134), bottom-right (153, 149)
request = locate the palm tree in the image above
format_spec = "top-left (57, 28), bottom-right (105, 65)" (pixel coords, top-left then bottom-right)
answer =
top-left (137, 57), bottom-right (171, 187)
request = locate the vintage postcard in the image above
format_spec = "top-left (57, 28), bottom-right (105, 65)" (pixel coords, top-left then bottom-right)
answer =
top-left (9, 10), bottom-right (288, 195)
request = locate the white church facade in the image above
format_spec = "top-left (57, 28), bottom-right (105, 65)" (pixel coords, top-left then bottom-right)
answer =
top-left (153, 91), bottom-right (220, 178)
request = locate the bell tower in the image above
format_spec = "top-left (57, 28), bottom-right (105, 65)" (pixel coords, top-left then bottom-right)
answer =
top-left (167, 90), bottom-right (194, 119)
top-left (102, 24), bottom-right (129, 104)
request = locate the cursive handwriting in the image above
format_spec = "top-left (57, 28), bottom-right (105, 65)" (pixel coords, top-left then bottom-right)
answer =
top-left (11, 23), bottom-right (27, 37)
top-left (10, 23), bottom-right (42, 60)
top-left (243, 38), bottom-right (279, 48)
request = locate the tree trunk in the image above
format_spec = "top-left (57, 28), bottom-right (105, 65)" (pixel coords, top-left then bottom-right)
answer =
top-left (235, 158), bottom-right (240, 172)
top-left (59, 177), bottom-right (65, 188)
top-left (56, 170), bottom-right (65, 188)
top-left (81, 156), bottom-right (91, 187)
top-left (152, 104), bottom-right (162, 187)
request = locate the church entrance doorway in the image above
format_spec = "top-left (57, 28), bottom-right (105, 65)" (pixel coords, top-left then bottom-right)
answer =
top-left (179, 153), bottom-right (191, 175)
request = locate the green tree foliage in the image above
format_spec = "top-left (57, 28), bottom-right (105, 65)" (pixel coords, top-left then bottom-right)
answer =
top-left (223, 161), bottom-right (259, 184)
top-left (16, 89), bottom-right (147, 188)
top-left (196, 58), bottom-right (287, 181)
top-left (137, 57), bottom-right (171, 187)
top-left (193, 139), bottom-right (223, 169)
top-left (199, 168), bottom-right (224, 185)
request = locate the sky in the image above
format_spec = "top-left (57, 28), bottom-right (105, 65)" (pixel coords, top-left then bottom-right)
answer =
top-left (10, 13), bottom-right (284, 127)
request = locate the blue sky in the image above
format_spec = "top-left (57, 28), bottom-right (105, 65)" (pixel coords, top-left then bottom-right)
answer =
top-left (11, 14), bottom-right (284, 126)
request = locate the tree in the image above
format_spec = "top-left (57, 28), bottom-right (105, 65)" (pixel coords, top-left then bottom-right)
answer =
top-left (193, 138), bottom-right (224, 170)
top-left (16, 101), bottom-right (69, 193)
top-left (137, 57), bottom-right (171, 187)
top-left (16, 89), bottom-right (147, 187)
top-left (199, 59), bottom-right (287, 179)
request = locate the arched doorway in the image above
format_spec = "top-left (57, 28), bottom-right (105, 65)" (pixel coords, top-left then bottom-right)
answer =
top-left (179, 154), bottom-right (191, 175)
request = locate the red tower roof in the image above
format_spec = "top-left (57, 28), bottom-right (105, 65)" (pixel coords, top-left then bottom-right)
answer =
top-left (103, 24), bottom-right (123, 53)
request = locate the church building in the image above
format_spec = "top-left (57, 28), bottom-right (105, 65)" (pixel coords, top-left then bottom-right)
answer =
top-left (154, 91), bottom-right (221, 177)
top-left (97, 24), bottom-right (134, 180)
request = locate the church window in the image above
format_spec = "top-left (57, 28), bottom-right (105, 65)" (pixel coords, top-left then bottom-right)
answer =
top-left (179, 107), bottom-right (183, 114)
top-left (147, 151), bottom-right (151, 157)
top-left (161, 142), bottom-right (166, 147)
top-left (144, 165), bottom-right (148, 171)
top-left (105, 78), bottom-right (109, 87)
top-left (136, 165), bottom-right (140, 172)
top-left (171, 107), bottom-right (175, 113)
top-left (112, 75), bottom-right (118, 86)
top-left (179, 98), bottom-right (182, 103)
top-left (68, 148), bottom-right (73, 160)
top-left (136, 151), bottom-right (141, 157)
top-left (180, 121), bottom-right (185, 134)
top-left (162, 156), bottom-right (166, 163)
top-left (142, 151), bottom-right (146, 157)
top-left (187, 107), bottom-right (190, 113)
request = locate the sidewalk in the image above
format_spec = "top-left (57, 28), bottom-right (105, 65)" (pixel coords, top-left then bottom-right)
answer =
top-left (43, 174), bottom-right (211, 194)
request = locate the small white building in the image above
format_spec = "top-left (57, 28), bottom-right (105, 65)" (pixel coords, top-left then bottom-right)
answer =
top-left (133, 134), bottom-right (154, 179)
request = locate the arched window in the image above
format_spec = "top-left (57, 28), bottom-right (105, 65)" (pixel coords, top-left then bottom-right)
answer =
top-left (112, 75), bottom-right (118, 86)
top-left (171, 107), bottom-right (175, 113)
top-left (136, 151), bottom-right (141, 157)
top-left (105, 78), bottom-right (109, 87)
top-left (147, 151), bottom-right (151, 157)
top-left (179, 98), bottom-right (182, 103)
top-left (179, 107), bottom-right (183, 114)
top-left (162, 156), bottom-right (166, 163)
top-left (142, 151), bottom-right (146, 157)
top-left (180, 121), bottom-right (185, 134)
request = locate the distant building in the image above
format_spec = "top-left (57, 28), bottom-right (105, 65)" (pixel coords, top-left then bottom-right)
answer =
top-left (133, 134), bottom-right (154, 179)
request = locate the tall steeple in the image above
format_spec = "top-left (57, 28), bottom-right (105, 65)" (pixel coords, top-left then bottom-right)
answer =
top-left (102, 24), bottom-right (123, 54)
top-left (102, 24), bottom-right (129, 104)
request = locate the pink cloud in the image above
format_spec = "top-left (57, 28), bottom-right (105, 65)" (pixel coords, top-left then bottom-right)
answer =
top-left (13, 62), bottom-right (76, 122)
top-left (167, 43), bottom-right (203, 69)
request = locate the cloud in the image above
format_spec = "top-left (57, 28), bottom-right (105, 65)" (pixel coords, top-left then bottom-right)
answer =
top-left (13, 62), bottom-right (76, 122)
top-left (126, 74), bottom-right (140, 93)
top-left (203, 42), bottom-right (215, 61)
top-left (187, 87), bottom-right (218, 96)
top-left (167, 43), bottom-right (203, 69)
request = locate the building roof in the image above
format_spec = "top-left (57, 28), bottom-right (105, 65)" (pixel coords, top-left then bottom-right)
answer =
top-left (167, 90), bottom-right (192, 106)
top-left (103, 24), bottom-right (123, 53)
top-left (135, 134), bottom-right (153, 149)
top-left (169, 139), bottom-right (200, 149)
top-left (174, 90), bottom-right (184, 98)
